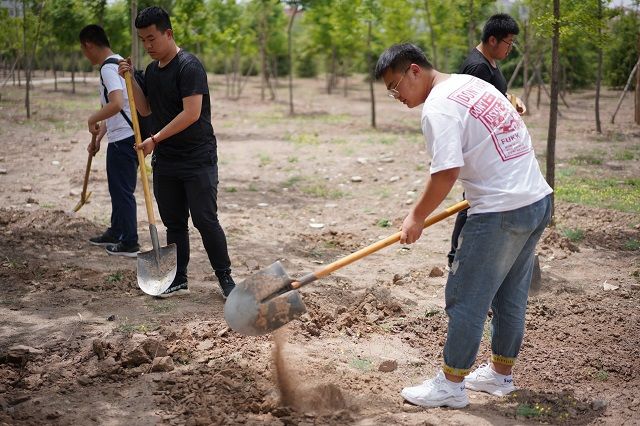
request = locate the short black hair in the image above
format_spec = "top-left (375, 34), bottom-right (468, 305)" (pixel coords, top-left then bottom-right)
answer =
top-left (481, 13), bottom-right (520, 43)
top-left (135, 6), bottom-right (172, 32)
top-left (374, 43), bottom-right (432, 80)
top-left (79, 24), bottom-right (110, 48)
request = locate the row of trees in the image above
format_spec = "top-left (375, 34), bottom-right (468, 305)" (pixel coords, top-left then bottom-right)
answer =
top-left (1, 0), bottom-right (639, 215)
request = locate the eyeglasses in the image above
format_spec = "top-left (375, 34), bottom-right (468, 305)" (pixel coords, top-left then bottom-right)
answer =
top-left (387, 66), bottom-right (411, 99)
top-left (499, 38), bottom-right (517, 49)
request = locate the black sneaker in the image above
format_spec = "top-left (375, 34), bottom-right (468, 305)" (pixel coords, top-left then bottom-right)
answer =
top-left (156, 279), bottom-right (189, 299)
top-left (216, 270), bottom-right (236, 299)
top-left (105, 242), bottom-right (140, 258)
top-left (89, 232), bottom-right (119, 247)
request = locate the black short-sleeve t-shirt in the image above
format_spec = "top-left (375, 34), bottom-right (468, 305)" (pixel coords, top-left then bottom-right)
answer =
top-left (142, 50), bottom-right (215, 163)
top-left (458, 48), bottom-right (508, 96)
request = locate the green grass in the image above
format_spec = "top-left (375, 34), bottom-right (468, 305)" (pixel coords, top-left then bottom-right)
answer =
top-left (145, 301), bottom-right (176, 314)
top-left (287, 132), bottom-right (320, 146)
top-left (258, 153), bottom-right (271, 166)
top-left (555, 177), bottom-right (640, 213)
top-left (625, 239), bottom-right (640, 251)
top-left (568, 151), bottom-right (604, 166)
top-left (114, 319), bottom-right (157, 334)
top-left (615, 149), bottom-right (636, 161)
top-left (106, 271), bottom-right (124, 283)
top-left (593, 369), bottom-right (609, 381)
top-left (349, 358), bottom-right (373, 371)
top-left (282, 175), bottom-right (303, 188)
top-left (516, 403), bottom-right (547, 418)
top-left (377, 218), bottom-right (391, 228)
top-left (562, 228), bottom-right (585, 242)
top-left (301, 183), bottom-right (345, 199)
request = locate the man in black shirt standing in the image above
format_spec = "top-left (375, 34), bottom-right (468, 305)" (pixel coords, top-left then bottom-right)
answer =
top-left (448, 13), bottom-right (522, 269)
top-left (119, 6), bottom-right (235, 299)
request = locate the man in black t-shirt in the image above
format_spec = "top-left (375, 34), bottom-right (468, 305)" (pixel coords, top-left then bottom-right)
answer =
top-left (119, 6), bottom-right (235, 299)
top-left (447, 14), bottom-right (522, 270)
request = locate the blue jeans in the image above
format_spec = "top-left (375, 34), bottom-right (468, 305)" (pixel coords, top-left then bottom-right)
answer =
top-left (442, 194), bottom-right (552, 376)
top-left (106, 136), bottom-right (138, 246)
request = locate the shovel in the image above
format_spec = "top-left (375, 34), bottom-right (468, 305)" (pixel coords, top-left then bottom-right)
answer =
top-left (72, 136), bottom-right (95, 212)
top-left (124, 70), bottom-right (177, 296)
top-left (224, 200), bottom-right (470, 336)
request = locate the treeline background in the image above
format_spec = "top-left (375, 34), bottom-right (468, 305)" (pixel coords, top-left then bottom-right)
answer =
top-left (1, 0), bottom-right (639, 97)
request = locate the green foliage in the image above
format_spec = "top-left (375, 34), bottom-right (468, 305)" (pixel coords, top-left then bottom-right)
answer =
top-left (562, 228), bottom-right (585, 242)
top-left (604, 7), bottom-right (639, 88)
top-left (555, 177), bottom-right (640, 213)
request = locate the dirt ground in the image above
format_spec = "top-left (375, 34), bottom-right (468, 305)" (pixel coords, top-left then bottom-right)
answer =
top-left (0, 72), bottom-right (639, 426)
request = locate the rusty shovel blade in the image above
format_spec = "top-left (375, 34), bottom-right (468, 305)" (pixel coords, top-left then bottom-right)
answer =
top-left (223, 261), bottom-right (306, 336)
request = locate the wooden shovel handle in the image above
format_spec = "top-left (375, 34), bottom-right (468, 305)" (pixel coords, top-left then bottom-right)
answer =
top-left (123, 70), bottom-right (156, 226)
top-left (80, 135), bottom-right (95, 199)
top-left (292, 200), bottom-right (470, 288)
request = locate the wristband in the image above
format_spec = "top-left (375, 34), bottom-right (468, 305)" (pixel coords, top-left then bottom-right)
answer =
top-left (151, 134), bottom-right (158, 144)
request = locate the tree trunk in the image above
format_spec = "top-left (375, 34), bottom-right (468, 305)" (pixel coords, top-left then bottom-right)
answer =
top-left (595, 0), bottom-right (603, 133)
top-left (71, 53), bottom-right (76, 94)
top-left (546, 0), bottom-right (560, 218)
top-left (368, 20), bottom-right (376, 129)
top-left (636, 35), bottom-right (640, 125)
top-left (467, 0), bottom-right (475, 51)
top-left (23, 0), bottom-right (30, 119)
top-left (131, 0), bottom-right (139, 66)
top-left (423, 0), bottom-right (438, 68)
top-left (287, 3), bottom-right (299, 115)
top-left (259, 4), bottom-right (267, 101)
top-left (610, 56), bottom-right (639, 123)
top-left (523, 20), bottom-right (530, 114)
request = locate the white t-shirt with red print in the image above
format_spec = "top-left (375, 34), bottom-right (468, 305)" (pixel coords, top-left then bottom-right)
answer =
top-left (421, 74), bottom-right (552, 215)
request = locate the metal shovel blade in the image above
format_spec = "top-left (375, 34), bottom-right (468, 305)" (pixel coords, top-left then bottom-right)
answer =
top-left (137, 243), bottom-right (177, 296)
top-left (224, 261), bottom-right (306, 336)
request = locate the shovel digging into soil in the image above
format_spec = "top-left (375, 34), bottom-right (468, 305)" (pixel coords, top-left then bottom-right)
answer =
top-left (72, 133), bottom-right (98, 213)
top-left (224, 200), bottom-right (470, 336)
top-left (124, 70), bottom-right (177, 296)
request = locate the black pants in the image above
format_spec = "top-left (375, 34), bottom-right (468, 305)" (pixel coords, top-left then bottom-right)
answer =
top-left (153, 156), bottom-right (231, 281)
top-left (447, 202), bottom-right (468, 267)
top-left (106, 136), bottom-right (138, 246)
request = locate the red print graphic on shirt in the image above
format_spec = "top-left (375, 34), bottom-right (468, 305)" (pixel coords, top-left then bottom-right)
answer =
top-left (447, 79), bottom-right (531, 161)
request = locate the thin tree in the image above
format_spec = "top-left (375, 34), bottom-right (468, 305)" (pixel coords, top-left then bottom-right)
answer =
top-left (285, 1), bottom-right (300, 115)
top-left (595, 0), bottom-right (604, 133)
top-left (546, 0), bottom-right (560, 218)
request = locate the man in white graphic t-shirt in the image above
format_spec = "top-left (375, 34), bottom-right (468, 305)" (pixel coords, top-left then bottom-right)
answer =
top-left (375, 43), bottom-right (552, 409)
top-left (79, 25), bottom-right (139, 257)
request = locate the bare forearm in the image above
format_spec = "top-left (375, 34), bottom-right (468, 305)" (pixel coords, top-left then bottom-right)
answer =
top-left (89, 102), bottom-right (121, 124)
top-left (412, 168), bottom-right (460, 220)
top-left (130, 81), bottom-right (151, 116)
top-left (153, 111), bottom-right (198, 143)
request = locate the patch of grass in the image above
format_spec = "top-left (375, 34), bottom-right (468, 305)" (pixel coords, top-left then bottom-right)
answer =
top-left (1, 257), bottom-right (24, 269)
top-left (349, 358), bottom-right (373, 371)
top-left (377, 218), bottom-right (391, 228)
top-left (568, 151), bottom-right (604, 166)
top-left (145, 301), bottom-right (176, 314)
top-left (562, 228), bottom-right (585, 242)
top-left (301, 183), bottom-right (345, 199)
top-left (114, 319), bottom-right (157, 334)
top-left (258, 153), bottom-right (271, 166)
top-left (593, 369), bottom-right (609, 381)
top-left (283, 175), bottom-right (303, 188)
top-left (288, 132), bottom-right (320, 146)
top-left (516, 403), bottom-right (548, 418)
top-left (40, 203), bottom-right (55, 209)
top-left (106, 271), bottom-right (124, 283)
top-left (287, 156), bottom-right (298, 163)
top-left (424, 308), bottom-right (440, 317)
top-left (614, 149), bottom-right (635, 161)
top-left (625, 239), bottom-right (640, 251)
top-left (555, 177), bottom-right (640, 213)
top-left (248, 183), bottom-right (258, 192)
top-left (415, 164), bottom-right (426, 172)
top-left (225, 186), bottom-right (237, 193)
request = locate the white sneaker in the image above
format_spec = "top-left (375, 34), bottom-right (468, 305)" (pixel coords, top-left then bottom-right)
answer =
top-left (465, 363), bottom-right (516, 396)
top-left (401, 370), bottom-right (469, 408)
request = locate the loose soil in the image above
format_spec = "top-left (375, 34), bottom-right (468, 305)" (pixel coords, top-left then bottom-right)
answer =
top-left (0, 74), bottom-right (639, 425)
